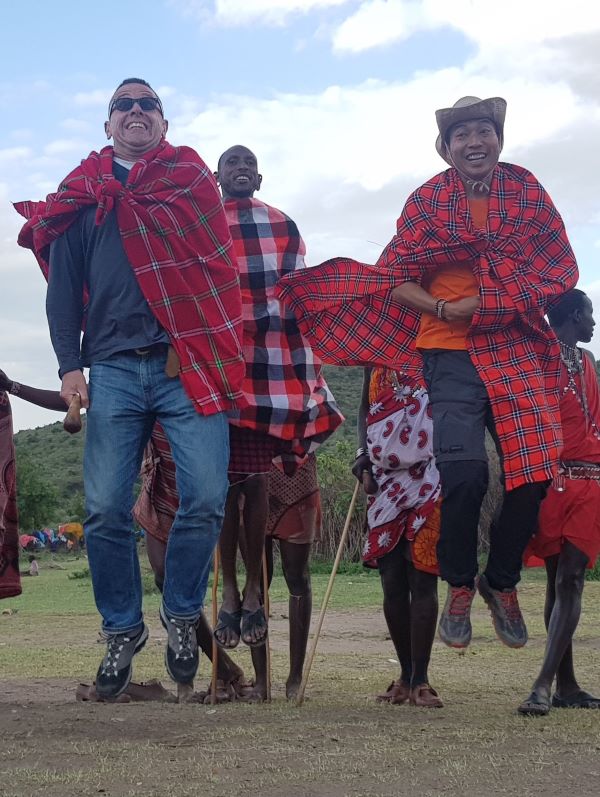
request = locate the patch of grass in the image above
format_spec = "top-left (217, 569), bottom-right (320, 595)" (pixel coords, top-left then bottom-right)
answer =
top-left (3, 554), bottom-right (600, 797)
top-left (67, 567), bottom-right (90, 580)
top-left (585, 558), bottom-right (600, 581)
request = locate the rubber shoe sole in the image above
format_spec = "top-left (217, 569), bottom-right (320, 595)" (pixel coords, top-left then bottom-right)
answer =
top-left (95, 624), bottom-right (149, 699)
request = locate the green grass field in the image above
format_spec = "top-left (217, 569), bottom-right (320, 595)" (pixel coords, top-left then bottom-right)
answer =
top-left (1, 552), bottom-right (600, 797)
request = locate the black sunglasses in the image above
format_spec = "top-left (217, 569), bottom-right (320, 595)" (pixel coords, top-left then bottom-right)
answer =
top-left (109, 96), bottom-right (163, 116)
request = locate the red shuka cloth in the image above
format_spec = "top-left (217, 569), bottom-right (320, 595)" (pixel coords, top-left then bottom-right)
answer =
top-left (0, 393), bottom-right (21, 599)
top-left (15, 142), bottom-right (245, 416)
top-left (277, 163), bottom-right (578, 490)
top-left (526, 352), bottom-right (600, 566)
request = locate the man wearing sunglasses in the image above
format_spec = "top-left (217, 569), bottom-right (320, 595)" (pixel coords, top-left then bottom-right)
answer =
top-left (15, 78), bottom-right (245, 700)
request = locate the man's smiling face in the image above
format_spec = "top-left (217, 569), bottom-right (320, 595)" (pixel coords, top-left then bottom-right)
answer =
top-left (447, 117), bottom-right (500, 181)
top-left (105, 82), bottom-right (167, 161)
top-left (217, 146), bottom-right (262, 199)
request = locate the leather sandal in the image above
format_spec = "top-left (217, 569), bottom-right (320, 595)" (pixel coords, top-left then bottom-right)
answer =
top-left (376, 680), bottom-right (410, 704)
top-left (409, 683), bottom-right (444, 708)
top-left (517, 690), bottom-right (551, 716)
top-left (552, 690), bottom-right (600, 709)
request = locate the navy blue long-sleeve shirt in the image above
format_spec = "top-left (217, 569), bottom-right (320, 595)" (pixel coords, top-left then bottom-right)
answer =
top-left (46, 162), bottom-right (168, 377)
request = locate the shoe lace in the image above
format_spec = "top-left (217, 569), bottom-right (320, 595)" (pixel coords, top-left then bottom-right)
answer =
top-left (169, 619), bottom-right (195, 661)
top-left (449, 587), bottom-right (474, 617)
top-left (498, 590), bottom-right (522, 622)
top-left (100, 634), bottom-right (130, 676)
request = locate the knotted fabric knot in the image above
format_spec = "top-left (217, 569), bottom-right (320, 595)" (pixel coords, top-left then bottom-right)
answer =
top-left (95, 177), bottom-right (125, 224)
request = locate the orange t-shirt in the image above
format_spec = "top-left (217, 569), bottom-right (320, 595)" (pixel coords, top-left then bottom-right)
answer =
top-left (416, 197), bottom-right (488, 350)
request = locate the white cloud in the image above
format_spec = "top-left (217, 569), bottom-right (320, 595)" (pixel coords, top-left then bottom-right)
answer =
top-left (333, 0), bottom-right (600, 53)
top-left (2, 1), bottom-right (600, 429)
top-left (172, 0), bottom-right (352, 26)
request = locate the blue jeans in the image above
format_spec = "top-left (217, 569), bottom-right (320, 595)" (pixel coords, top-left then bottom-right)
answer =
top-left (84, 348), bottom-right (229, 634)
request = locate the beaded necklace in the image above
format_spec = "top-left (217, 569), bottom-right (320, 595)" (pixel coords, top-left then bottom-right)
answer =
top-left (559, 342), bottom-right (600, 440)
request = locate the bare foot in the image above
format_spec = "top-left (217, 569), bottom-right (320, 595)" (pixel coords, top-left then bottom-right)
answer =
top-left (241, 606), bottom-right (268, 647)
top-left (214, 607), bottom-right (242, 649)
top-left (237, 682), bottom-right (267, 703)
top-left (286, 675), bottom-right (302, 701)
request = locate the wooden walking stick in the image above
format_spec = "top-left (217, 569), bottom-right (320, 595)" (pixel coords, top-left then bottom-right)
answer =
top-left (262, 548), bottom-right (272, 702)
top-left (63, 392), bottom-right (82, 434)
top-left (210, 545), bottom-right (220, 705)
top-left (296, 480), bottom-right (361, 707)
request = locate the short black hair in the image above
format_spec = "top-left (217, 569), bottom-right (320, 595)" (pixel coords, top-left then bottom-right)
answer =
top-left (116, 77), bottom-right (153, 91)
top-left (547, 288), bottom-right (588, 329)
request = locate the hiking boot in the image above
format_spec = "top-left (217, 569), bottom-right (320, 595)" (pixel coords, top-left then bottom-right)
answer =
top-left (438, 584), bottom-right (476, 648)
top-left (478, 573), bottom-right (527, 648)
top-left (95, 623), bottom-right (149, 699)
top-left (159, 604), bottom-right (199, 684)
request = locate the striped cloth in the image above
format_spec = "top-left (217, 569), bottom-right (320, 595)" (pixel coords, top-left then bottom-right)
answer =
top-left (225, 197), bottom-right (343, 464)
top-left (15, 142), bottom-right (245, 415)
top-left (277, 163), bottom-right (578, 490)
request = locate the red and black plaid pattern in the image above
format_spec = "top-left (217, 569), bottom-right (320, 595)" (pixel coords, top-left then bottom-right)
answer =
top-left (225, 198), bottom-right (343, 463)
top-left (15, 142), bottom-right (245, 415)
top-left (277, 163), bottom-right (578, 490)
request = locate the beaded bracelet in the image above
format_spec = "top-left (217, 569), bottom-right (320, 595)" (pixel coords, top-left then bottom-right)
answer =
top-left (355, 447), bottom-right (367, 460)
top-left (435, 298), bottom-right (448, 320)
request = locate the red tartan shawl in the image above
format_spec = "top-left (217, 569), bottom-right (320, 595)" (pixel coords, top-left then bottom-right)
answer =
top-left (277, 163), bottom-right (579, 489)
top-left (0, 394), bottom-right (21, 599)
top-left (15, 142), bottom-right (245, 415)
top-left (225, 198), bottom-right (343, 460)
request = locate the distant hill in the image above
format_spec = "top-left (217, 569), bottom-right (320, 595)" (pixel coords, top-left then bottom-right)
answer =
top-left (12, 366), bottom-right (363, 521)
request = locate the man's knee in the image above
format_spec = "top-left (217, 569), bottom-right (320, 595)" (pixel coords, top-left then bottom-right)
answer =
top-left (178, 473), bottom-right (229, 519)
top-left (555, 567), bottom-right (586, 597)
top-left (285, 567), bottom-right (311, 597)
top-left (438, 459), bottom-right (488, 501)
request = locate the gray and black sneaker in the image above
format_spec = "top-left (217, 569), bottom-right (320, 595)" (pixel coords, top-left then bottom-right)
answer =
top-left (438, 584), bottom-right (476, 648)
top-left (478, 573), bottom-right (528, 648)
top-left (95, 623), bottom-right (149, 699)
top-left (159, 604), bottom-right (199, 684)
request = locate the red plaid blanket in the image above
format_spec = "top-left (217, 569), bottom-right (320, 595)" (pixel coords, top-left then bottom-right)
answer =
top-left (15, 142), bottom-right (245, 415)
top-left (278, 163), bottom-right (578, 490)
top-left (0, 394), bottom-right (21, 599)
top-left (226, 198), bottom-right (343, 460)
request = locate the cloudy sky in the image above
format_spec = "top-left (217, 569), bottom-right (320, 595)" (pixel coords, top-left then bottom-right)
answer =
top-left (1, 0), bottom-right (599, 431)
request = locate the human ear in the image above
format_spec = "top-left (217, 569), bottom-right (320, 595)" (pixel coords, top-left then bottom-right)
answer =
top-left (104, 121), bottom-right (111, 140)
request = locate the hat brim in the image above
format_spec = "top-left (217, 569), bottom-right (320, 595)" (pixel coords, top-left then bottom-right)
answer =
top-left (435, 97), bottom-right (506, 165)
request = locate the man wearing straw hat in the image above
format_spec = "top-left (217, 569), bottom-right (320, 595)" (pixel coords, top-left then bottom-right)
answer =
top-left (277, 95), bottom-right (578, 651)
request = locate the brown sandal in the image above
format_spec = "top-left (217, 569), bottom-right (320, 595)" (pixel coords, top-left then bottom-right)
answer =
top-left (376, 680), bottom-right (411, 705)
top-left (76, 680), bottom-right (176, 704)
top-left (409, 683), bottom-right (444, 708)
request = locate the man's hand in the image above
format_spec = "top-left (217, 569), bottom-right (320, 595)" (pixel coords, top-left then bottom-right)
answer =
top-left (61, 370), bottom-right (89, 409)
top-left (351, 454), bottom-right (378, 495)
top-left (0, 369), bottom-right (12, 392)
top-left (443, 295), bottom-right (480, 323)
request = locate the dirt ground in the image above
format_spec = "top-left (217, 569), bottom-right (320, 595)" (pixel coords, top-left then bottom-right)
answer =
top-left (2, 585), bottom-right (600, 797)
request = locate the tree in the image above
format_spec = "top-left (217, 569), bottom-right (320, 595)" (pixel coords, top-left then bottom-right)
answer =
top-left (15, 453), bottom-right (59, 532)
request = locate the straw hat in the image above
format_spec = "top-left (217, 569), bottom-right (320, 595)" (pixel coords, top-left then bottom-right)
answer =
top-left (435, 96), bottom-right (507, 165)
